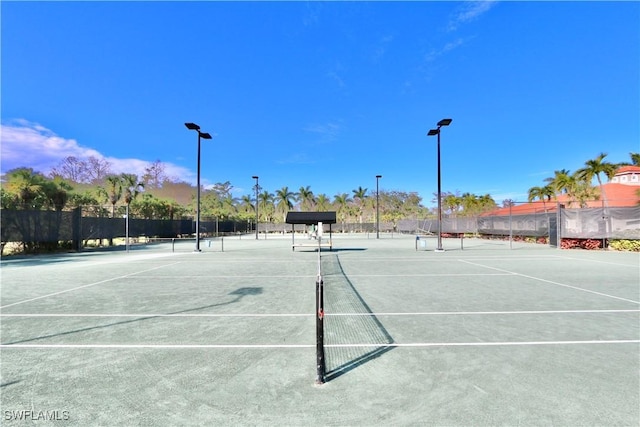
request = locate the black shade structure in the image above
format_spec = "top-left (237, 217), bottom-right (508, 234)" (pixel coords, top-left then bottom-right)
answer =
top-left (185, 122), bottom-right (212, 252)
top-left (285, 211), bottom-right (337, 225)
top-left (428, 118), bottom-right (452, 252)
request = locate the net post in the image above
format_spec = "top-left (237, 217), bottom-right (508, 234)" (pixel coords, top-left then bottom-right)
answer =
top-left (315, 221), bottom-right (326, 384)
top-left (315, 274), bottom-right (326, 384)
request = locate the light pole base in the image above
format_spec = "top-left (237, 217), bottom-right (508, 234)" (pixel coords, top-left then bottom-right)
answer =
top-left (193, 249), bottom-right (202, 253)
top-left (434, 248), bottom-right (446, 253)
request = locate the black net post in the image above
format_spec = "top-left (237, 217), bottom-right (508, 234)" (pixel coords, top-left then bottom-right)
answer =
top-left (315, 274), bottom-right (326, 384)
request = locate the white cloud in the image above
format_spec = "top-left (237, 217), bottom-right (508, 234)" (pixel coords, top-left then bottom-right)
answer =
top-left (448, 0), bottom-right (498, 32)
top-left (424, 38), bottom-right (466, 62)
top-left (303, 122), bottom-right (341, 141)
top-left (276, 152), bottom-right (315, 165)
top-left (372, 35), bottom-right (394, 63)
top-left (0, 119), bottom-right (195, 183)
top-left (1, 119), bottom-right (102, 174)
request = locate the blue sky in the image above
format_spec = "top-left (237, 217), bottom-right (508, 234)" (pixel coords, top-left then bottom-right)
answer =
top-left (2, 1), bottom-right (638, 206)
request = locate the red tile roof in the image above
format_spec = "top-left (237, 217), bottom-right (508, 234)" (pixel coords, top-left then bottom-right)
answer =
top-left (615, 165), bottom-right (640, 174)
top-left (483, 182), bottom-right (639, 216)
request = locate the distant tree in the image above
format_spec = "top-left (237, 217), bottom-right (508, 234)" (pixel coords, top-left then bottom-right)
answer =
top-left (50, 156), bottom-right (87, 183)
top-left (212, 181), bottom-right (234, 198)
top-left (43, 176), bottom-right (74, 211)
top-left (142, 160), bottom-right (168, 189)
top-left (315, 194), bottom-right (331, 211)
top-left (442, 192), bottom-right (462, 218)
top-left (352, 186), bottom-right (368, 226)
top-left (527, 185), bottom-right (555, 212)
top-left (121, 173), bottom-right (145, 210)
top-left (238, 195), bottom-right (255, 221)
top-left (333, 193), bottom-right (352, 230)
top-left (84, 156), bottom-right (112, 184)
top-left (68, 190), bottom-right (103, 216)
top-left (298, 186), bottom-right (315, 211)
top-left (275, 186), bottom-right (297, 221)
top-left (258, 190), bottom-right (275, 222)
top-left (545, 169), bottom-right (575, 197)
top-left (100, 175), bottom-right (123, 217)
top-left (576, 153), bottom-right (618, 209)
top-left (2, 168), bottom-right (48, 209)
top-left (631, 152), bottom-right (640, 166)
top-left (130, 193), bottom-right (184, 220)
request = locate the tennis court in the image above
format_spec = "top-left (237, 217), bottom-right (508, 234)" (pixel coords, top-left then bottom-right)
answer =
top-left (1, 234), bottom-right (638, 426)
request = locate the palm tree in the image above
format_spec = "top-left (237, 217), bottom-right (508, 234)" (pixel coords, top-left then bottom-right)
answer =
top-left (352, 186), bottom-right (368, 228)
top-left (576, 153), bottom-right (617, 208)
top-left (3, 168), bottom-right (47, 209)
top-left (442, 193), bottom-right (462, 218)
top-left (478, 194), bottom-right (497, 213)
top-left (315, 194), bottom-right (331, 211)
top-left (333, 193), bottom-right (352, 232)
top-left (527, 185), bottom-right (555, 212)
top-left (618, 152), bottom-right (640, 167)
top-left (102, 175), bottom-right (123, 218)
top-left (275, 186), bottom-right (297, 221)
top-left (460, 192), bottom-right (479, 217)
top-left (258, 190), bottom-right (275, 222)
top-left (121, 174), bottom-right (144, 207)
top-left (298, 186), bottom-right (315, 211)
top-left (544, 169), bottom-right (577, 202)
top-left (44, 176), bottom-right (74, 212)
top-left (239, 194), bottom-right (254, 219)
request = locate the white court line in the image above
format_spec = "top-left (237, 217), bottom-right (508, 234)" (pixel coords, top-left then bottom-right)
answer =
top-left (1, 340), bottom-right (638, 350)
top-left (459, 259), bottom-right (640, 305)
top-left (551, 255), bottom-right (640, 268)
top-left (0, 262), bottom-right (183, 309)
top-left (327, 309), bottom-right (640, 316)
top-left (137, 275), bottom-right (316, 279)
top-left (0, 313), bottom-right (313, 318)
top-left (138, 273), bottom-right (514, 279)
top-left (2, 309), bottom-right (638, 318)
top-left (344, 273), bottom-right (514, 277)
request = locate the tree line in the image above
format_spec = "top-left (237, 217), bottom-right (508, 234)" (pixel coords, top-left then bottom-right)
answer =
top-left (2, 152), bottom-right (637, 225)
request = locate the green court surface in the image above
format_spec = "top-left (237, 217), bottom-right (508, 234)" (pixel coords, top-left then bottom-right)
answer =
top-left (1, 234), bottom-right (638, 426)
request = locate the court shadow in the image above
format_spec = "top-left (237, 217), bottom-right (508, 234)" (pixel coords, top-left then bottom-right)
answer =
top-left (0, 380), bottom-right (22, 388)
top-left (322, 255), bottom-right (395, 382)
top-left (1, 287), bottom-right (263, 346)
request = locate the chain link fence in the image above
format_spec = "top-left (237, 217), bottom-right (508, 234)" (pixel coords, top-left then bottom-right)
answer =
top-left (1, 202), bottom-right (638, 254)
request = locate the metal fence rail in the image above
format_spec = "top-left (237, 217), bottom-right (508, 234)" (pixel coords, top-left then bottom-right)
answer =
top-left (1, 204), bottom-right (638, 253)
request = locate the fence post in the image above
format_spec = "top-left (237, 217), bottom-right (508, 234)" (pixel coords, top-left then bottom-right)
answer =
top-left (72, 206), bottom-right (82, 252)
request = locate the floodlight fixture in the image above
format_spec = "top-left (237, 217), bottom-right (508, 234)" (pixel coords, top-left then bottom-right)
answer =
top-left (185, 122), bottom-right (213, 252)
top-left (428, 118), bottom-right (453, 252)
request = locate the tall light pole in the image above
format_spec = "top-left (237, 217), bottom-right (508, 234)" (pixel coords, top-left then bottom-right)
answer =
top-left (185, 122), bottom-right (212, 252)
top-left (428, 118), bottom-right (452, 252)
top-left (252, 176), bottom-right (259, 239)
top-left (376, 175), bottom-right (382, 239)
